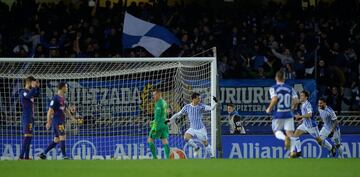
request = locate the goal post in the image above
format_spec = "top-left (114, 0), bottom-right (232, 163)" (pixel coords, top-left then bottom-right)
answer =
top-left (0, 52), bottom-right (218, 160)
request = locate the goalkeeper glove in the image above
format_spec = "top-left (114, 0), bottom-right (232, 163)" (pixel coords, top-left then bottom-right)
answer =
top-left (328, 131), bottom-right (334, 138)
top-left (164, 119), bottom-right (170, 124)
top-left (212, 96), bottom-right (218, 103)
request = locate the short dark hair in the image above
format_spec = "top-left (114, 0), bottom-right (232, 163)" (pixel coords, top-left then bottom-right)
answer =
top-left (301, 90), bottom-right (310, 98)
top-left (275, 70), bottom-right (285, 81)
top-left (319, 97), bottom-right (327, 103)
top-left (24, 76), bottom-right (36, 86)
top-left (191, 92), bottom-right (200, 100)
top-left (57, 82), bottom-right (67, 90)
top-left (227, 103), bottom-right (235, 108)
top-left (25, 76), bottom-right (36, 82)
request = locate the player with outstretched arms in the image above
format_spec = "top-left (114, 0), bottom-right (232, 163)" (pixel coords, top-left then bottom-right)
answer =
top-left (169, 92), bottom-right (217, 158)
top-left (266, 71), bottom-right (299, 154)
top-left (19, 76), bottom-right (40, 160)
top-left (39, 82), bottom-right (80, 160)
top-left (318, 97), bottom-right (343, 157)
top-left (147, 89), bottom-right (170, 159)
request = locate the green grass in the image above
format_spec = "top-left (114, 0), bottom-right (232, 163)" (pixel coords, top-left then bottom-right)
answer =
top-left (1, 159), bottom-right (359, 177)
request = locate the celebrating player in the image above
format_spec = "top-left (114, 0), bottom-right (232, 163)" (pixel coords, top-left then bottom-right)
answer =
top-left (19, 76), bottom-right (40, 160)
top-left (291, 91), bottom-right (335, 158)
top-left (169, 92), bottom-right (217, 158)
top-left (266, 71), bottom-right (299, 153)
top-left (318, 98), bottom-right (343, 157)
top-left (39, 82), bottom-right (78, 160)
top-left (147, 89), bottom-right (170, 159)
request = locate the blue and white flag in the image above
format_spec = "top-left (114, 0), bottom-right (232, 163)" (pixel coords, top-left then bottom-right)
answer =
top-left (122, 12), bottom-right (181, 57)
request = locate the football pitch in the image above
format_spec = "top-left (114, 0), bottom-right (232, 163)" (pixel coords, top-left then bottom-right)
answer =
top-left (1, 159), bottom-right (359, 177)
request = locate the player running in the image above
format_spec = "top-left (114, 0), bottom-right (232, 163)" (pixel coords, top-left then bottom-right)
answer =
top-left (266, 71), bottom-right (299, 153)
top-left (291, 91), bottom-right (335, 158)
top-left (169, 92), bottom-right (217, 158)
top-left (318, 98), bottom-right (343, 157)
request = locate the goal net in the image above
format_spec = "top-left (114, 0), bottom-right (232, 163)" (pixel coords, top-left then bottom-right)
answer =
top-left (0, 56), bottom-right (217, 160)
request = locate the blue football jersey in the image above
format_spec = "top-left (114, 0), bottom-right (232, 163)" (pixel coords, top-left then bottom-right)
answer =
top-left (49, 95), bottom-right (66, 125)
top-left (269, 83), bottom-right (298, 119)
top-left (20, 88), bottom-right (40, 123)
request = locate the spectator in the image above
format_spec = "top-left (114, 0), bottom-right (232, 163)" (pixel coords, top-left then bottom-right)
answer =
top-left (271, 47), bottom-right (294, 66)
top-left (12, 40), bottom-right (29, 57)
top-left (0, 0), bottom-right (359, 112)
top-left (226, 103), bottom-right (245, 135)
top-left (317, 59), bottom-right (330, 97)
top-left (283, 63), bottom-right (296, 79)
top-left (218, 55), bottom-right (229, 79)
top-left (326, 87), bottom-right (344, 114)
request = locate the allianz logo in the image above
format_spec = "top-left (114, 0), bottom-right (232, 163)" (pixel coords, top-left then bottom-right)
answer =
top-left (71, 140), bottom-right (100, 160)
top-left (1, 139), bottom-right (360, 159)
top-left (228, 138), bottom-right (360, 159)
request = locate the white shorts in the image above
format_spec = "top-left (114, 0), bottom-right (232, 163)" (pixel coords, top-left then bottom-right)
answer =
top-left (272, 118), bottom-right (294, 132)
top-left (185, 127), bottom-right (208, 142)
top-left (319, 127), bottom-right (342, 145)
top-left (296, 123), bottom-right (320, 138)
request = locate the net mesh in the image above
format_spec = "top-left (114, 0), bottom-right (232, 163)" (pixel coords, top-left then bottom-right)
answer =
top-left (0, 59), bottom-right (214, 160)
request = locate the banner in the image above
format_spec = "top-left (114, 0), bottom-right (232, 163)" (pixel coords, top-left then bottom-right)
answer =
top-left (0, 136), bottom-right (210, 160)
top-left (3, 134), bottom-right (359, 160)
top-left (222, 135), bottom-right (360, 158)
top-left (219, 79), bottom-right (317, 115)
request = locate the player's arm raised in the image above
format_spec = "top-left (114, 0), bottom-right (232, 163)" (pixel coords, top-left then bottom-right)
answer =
top-left (204, 96), bottom-right (218, 111)
top-left (25, 81), bottom-right (40, 98)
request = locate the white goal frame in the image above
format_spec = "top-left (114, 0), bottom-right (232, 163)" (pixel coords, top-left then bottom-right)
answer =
top-left (0, 52), bottom-right (218, 158)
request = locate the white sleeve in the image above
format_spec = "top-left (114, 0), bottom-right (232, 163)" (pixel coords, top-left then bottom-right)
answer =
top-left (169, 111), bottom-right (182, 122)
top-left (169, 106), bottom-right (186, 121)
top-left (269, 87), bottom-right (276, 99)
top-left (330, 111), bottom-right (337, 120)
top-left (292, 88), bottom-right (298, 99)
top-left (204, 103), bottom-right (217, 111)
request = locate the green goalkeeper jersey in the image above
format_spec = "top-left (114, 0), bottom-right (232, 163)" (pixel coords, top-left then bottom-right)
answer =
top-left (153, 98), bottom-right (168, 128)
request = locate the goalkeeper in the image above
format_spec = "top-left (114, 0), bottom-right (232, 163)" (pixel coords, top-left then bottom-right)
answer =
top-left (147, 89), bottom-right (170, 159)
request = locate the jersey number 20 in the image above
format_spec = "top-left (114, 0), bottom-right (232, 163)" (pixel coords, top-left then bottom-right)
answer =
top-left (278, 93), bottom-right (291, 110)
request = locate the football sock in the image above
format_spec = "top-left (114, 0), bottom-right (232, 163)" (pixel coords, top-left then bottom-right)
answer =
top-left (274, 131), bottom-right (286, 141)
top-left (24, 137), bottom-right (32, 159)
top-left (60, 140), bottom-right (66, 157)
top-left (164, 144), bottom-right (170, 159)
top-left (44, 141), bottom-right (57, 154)
top-left (187, 139), bottom-right (198, 149)
top-left (148, 142), bottom-right (157, 159)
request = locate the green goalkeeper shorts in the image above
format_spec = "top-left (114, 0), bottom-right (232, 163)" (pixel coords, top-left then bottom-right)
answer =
top-left (148, 126), bottom-right (169, 139)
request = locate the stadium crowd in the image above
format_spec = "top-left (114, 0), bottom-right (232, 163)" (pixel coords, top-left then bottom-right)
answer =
top-left (0, 0), bottom-right (359, 112)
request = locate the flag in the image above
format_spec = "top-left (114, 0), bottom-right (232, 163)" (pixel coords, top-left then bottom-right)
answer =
top-left (122, 12), bottom-right (181, 57)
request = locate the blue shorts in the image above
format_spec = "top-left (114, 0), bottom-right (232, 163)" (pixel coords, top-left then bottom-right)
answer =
top-left (53, 123), bottom-right (65, 137)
